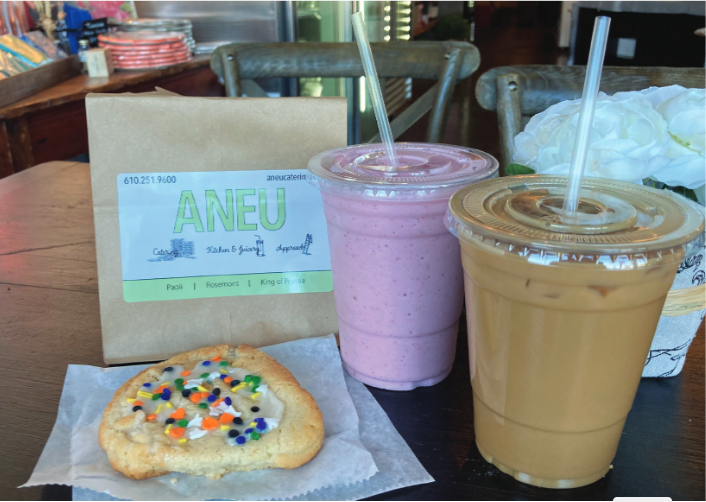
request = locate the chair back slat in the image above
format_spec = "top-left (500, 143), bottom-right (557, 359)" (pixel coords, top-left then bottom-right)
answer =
top-left (211, 42), bottom-right (482, 143)
top-left (212, 42), bottom-right (480, 81)
top-left (476, 65), bottom-right (706, 115)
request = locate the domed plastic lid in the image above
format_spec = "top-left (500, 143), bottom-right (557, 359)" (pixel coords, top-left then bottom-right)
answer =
top-left (447, 175), bottom-right (705, 261)
top-left (307, 143), bottom-right (498, 197)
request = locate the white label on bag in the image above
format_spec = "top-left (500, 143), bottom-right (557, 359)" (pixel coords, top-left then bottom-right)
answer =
top-left (116, 170), bottom-right (331, 302)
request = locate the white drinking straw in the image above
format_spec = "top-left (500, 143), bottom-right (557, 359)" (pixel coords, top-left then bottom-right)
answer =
top-left (563, 16), bottom-right (611, 214)
top-left (352, 12), bottom-right (400, 167)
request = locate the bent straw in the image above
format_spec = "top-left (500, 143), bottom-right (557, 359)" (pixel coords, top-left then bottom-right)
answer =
top-left (352, 12), bottom-right (399, 167)
top-left (563, 16), bottom-right (611, 214)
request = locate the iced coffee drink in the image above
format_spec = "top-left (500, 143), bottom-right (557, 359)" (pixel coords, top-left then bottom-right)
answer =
top-left (446, 175), bottom-right (705, 488)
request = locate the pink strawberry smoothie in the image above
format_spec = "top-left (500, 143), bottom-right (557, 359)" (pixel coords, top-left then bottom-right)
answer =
top-left (308, 143), bottom-right (497, 390)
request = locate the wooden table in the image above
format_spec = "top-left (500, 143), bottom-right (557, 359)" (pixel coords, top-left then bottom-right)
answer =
top-left (0, 57), bottom-right (224, 180)
top-left (1, 162), bottom-right (704, 501)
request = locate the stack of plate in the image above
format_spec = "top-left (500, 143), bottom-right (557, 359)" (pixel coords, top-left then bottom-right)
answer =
top-left (98, 32), bottom-right (192, 71)
top-left (114, 18), bottom-right (195, 53)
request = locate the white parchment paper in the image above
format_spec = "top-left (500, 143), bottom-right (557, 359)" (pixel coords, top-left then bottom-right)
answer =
top-left (71, 372), bottom-right (435, 501)
top-left (23, 335), bottom-right (389, 500)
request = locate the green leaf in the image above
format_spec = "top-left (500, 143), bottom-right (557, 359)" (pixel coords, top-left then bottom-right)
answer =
top-left (662, 184), bottom-right (698, 202)
top-left (505, 164), bottom-right (535, 176)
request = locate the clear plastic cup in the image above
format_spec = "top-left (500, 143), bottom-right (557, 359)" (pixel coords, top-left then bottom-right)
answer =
top-left (308, 143), bottom-right (498, 390)
top-left (446, 175), bottom-right (705, 488)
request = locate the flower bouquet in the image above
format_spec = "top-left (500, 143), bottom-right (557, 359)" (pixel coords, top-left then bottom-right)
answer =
top-left (509, 85), bottom-right (705, 377)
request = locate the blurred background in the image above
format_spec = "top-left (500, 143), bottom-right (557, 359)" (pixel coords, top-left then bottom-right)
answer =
top-left (0, 1), bottom-right (704, 177)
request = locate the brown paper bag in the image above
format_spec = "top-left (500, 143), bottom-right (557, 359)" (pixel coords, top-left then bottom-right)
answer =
top-left (86, 93), bottom-right (345, 364)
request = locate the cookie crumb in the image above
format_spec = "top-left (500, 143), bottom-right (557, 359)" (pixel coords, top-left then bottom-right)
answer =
top-left (170, 477), bottom-right (178, 484)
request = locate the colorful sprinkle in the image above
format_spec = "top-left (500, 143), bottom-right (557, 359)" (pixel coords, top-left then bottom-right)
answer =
top-left (165, 402), bottom-right (173, 408)
top-left (228, 430), bottom-right (239, 438)
top-left (180, 370), bottom-right (191, 377)
top-left (250, 422), bottom-right (257, 427)
top-left (164, 367), bottom-right (174, 372)
top-left (256, 421), bottom-right (267, 431)
top-left (156, 404), bottom-right (163, 413)
top-left (198, 402), bottom-right (208, 409)
top-left (200, 373), bottom-right (210, 379)
top-left (207, 395), bottom-right (217, 403)
top-left (250, 393), bottom-right (262, 400)
top-left (244, 375), bottom-right (261, 385)
top-left (219, 374), bottom-right (227, 380)
top-left (220, 413), bottom-right (235, 424)
top-left (202, 417), bottom-right (219, 430)
top-left (161, 393), bottom-right (170, 401)
top-left (212, 388), bottom-right (221, 396)
top-left (189, 394), bottom-right (201, 404)
top-left (142, 383), bottom-right (152, 388)
top-left (165, 424), bottom-right (173, 434)
top-left (197, 386), bottom-right (209, 392)
top-left (152, 394), bottom-right (161, 401)
top-left (231, 379), bottom-right (241, 386)
top-left (146, 414), bottom-right (157, 421)
top-left (132, 406), bottom-right (143, 412)
top-left (212, 356), bottom-right (222, 362)
top-left (231, 383), bottom-right (246, 392)
top-left (245, 428), bottom-right (253, 434)
top-left (251, 406), bottom-right (260, 412)
top-left (224, 377), bottom-right (233, 384)
top-left (137, 391), bottom-right (153, 398)
top-left (170, 408), bottom-right (185, 420)
top-left (169, 427), bottom-right (185, 438)
top-left (233, 417), bottom-right (243, 425)
top-left (219, 361), bottom-right (228, 366)
top-left (126, 398), bottom-right (136, 403)
top-left (165, 418), bottom-right (175, 424)
top-left (182, 390), bottom-right (191, 398)
top-left (224, 397), bottom-right (232, 406)
top-left (251, 432), bottom-right (260, 440)
top-left (133, 400), bottom-right (143, 406)
top-left (175, 378), bottom-right (184, 385)
top-left (178, 419), bottom-right (189, 427)
top-left (178, 438), bottom-right (187, 443)
top-left (202, 361), bottom-right (211, 366)
top-left (235, 436), bottom-right (246, 445)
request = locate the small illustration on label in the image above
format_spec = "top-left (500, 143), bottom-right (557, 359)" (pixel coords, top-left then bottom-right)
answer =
top-left (276, 234), bottom-right (314, 255)
top-left (238, 235), bottom-right (266, 257)
top-left (149, 239), bottom-right (197, 262)
top-left (303, 233), bottom-right (313, 255)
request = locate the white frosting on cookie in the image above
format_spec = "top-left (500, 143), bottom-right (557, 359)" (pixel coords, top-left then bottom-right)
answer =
top-left (125, 357), bottom-right (284, 446)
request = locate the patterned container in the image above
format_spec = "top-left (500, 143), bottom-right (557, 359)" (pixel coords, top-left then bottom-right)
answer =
top-left (644, 246), bottom-right (706, 377)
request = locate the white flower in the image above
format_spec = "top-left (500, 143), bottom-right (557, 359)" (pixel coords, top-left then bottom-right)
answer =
top-left (514, 93), bottom-right (671, 184)
top-left (514, 86), bottom-right (706, 190)
top-left (655, 88), bottom-right (705, 189)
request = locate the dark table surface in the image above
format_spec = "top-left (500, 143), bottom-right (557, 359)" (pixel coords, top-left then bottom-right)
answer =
top-left (1, 162), bottom-right (704, 501)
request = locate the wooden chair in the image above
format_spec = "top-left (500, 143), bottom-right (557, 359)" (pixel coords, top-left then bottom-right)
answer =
top-left (211, 42), bottom-right (480, 143)
top-left (475, 65), bottom-right (706, 172)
